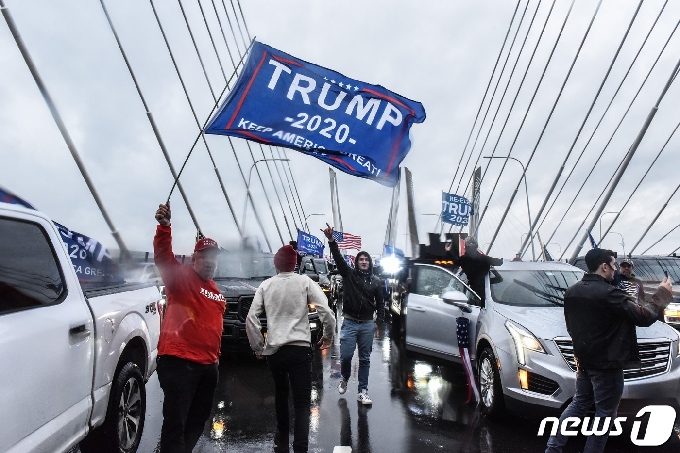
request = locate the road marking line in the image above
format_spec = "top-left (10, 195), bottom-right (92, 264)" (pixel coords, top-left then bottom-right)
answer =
top-left (333, 447), bottom-right (352, 453)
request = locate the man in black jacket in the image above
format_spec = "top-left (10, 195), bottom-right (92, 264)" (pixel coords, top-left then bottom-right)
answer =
top-left (445, 236), bottom-right (503, 302)
top-left (322, 224), bottom-right (384, 405)
top-left (545, 248), bottom-right (673, 453)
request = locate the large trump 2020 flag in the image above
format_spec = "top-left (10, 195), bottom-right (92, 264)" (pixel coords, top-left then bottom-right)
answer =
top-left (206, 42), bottom-right (426, 187)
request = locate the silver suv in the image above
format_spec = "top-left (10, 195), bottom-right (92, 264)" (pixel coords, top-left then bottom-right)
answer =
top-left (401, 260), bottom-right (680, 417)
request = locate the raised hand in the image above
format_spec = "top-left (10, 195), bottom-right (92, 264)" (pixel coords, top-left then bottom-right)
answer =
top-left (660, 276), bottom-right (672, 293)
top-left (155, 202), bottom-right (171, 226)
top-left (321, 223), bottom-right (335, 242)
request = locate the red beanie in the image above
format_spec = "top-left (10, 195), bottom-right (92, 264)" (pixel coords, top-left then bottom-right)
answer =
top-left (274, 245), bottom-right (298, 272)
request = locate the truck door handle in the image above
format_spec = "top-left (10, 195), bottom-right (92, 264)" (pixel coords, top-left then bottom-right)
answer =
top-left (69, 324), bottom-right (91, 338)
top-left (410, 306), bottom-right (426, 312)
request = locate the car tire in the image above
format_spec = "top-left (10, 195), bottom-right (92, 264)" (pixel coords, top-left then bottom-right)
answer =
top-left (80, 362), bottom-right (146, 453)
top-left (477, 347), bottom-right (505, 419)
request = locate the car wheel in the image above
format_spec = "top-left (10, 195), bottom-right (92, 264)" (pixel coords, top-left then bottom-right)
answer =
top-left (477, 347), bottom-right (505, 418)
top-left (80, 362), bottom-right (146, 453)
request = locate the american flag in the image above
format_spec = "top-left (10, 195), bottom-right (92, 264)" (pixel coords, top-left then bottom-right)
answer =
top-left (333, 231), bottom-right (362, 250)
top-left (457, 317), bottom-right (480, 405)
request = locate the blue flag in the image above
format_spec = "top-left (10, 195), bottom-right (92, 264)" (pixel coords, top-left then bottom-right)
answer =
top-left (384, 244), bottom-right (405, 258)
top-left (588, 229), bottom-right (598, 249)
top-left (205, 42), bottom-right (426, 187)
top-left (0, 186), bottom-right (35, 209)
top-left (441, 192), bottom-right (473, 226)
top-left (297, 230), bottom-right (324, 257)
top-left (54, 222), bottom-right (124, 284)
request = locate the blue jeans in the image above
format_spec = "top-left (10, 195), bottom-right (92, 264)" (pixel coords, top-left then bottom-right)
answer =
top-left (545, 368), bottom-right (624, 453)
top-left (340, 319), bottom-right (375, 392)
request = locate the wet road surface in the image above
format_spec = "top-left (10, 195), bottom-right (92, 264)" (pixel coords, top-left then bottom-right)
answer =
top-left (87, 313), bottom-right (680, 453)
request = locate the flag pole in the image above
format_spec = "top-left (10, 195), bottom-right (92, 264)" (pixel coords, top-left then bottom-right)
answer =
top-left (166, 37), bottom-right (255, 203)
top-left (1, 1), bottom-right (130, 259)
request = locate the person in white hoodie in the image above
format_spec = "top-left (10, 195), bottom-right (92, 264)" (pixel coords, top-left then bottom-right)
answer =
top-left (246, 245), bottom-right (335, 453)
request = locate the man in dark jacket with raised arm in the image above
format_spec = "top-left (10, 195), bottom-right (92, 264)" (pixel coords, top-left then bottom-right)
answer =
top-left (322, 224), bottom-right (384, 405)
top-left (545, 248), bottom-right (673, 453)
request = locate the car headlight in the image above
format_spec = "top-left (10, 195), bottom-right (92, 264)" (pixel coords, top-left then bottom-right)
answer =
top-left (505, 320), bottom-right (545, 365)
top-left (381, 256), bottom-right (402, 274)
top-left (664, 303), bottom-right (680, 324)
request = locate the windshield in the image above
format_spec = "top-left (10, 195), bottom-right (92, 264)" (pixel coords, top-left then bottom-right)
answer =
top-left (633, 258), bottom-right (680, 282)
top-left (313, 259), bottom-right (328, 274)
top-left (491, 269), bottom-right (583, 307)
top-left (214, 250), bottom-right (276, 279)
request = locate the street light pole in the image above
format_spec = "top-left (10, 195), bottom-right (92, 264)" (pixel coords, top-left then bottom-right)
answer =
top-left (242, 159), bottom-right (289, 236)
top-left (304, 213), bottom-right (325, 233)
top-left (599, 211), bottom-right (619, 244)
top-left (548, 242), bottom-right (562, 256)
top-left (609, 231), bottom-right (626, 258)
top-left (484, 156), bottom-right (535, 261)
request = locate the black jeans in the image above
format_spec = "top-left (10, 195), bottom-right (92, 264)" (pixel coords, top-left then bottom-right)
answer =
top-left (267, 345), bottom-right (313, 453)
top-left (156, 355), bottom-right (219, 453)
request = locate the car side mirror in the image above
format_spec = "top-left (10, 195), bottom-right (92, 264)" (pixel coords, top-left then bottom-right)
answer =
top-left (442, 290), bottom-right (472, 313)
top-left (308, 274), bottom-right (320, 282)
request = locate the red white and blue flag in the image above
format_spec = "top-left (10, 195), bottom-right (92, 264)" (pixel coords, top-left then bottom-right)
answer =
top-left (457, 317), bottom-right (480, 405)
top-left (333, 231), bottom-right (362, 250)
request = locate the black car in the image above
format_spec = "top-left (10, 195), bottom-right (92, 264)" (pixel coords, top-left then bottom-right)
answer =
top-left (298, 255), bottom-right (333, 303)
top-left (214, 250), bottom-right (323, 349)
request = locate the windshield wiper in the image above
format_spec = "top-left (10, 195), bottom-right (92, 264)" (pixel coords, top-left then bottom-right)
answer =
top-left (545, 283), bottom-right (568, 292)
top-left (513, 279), bottom-right (564, 306)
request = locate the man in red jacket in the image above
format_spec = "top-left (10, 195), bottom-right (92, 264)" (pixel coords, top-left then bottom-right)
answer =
top-left (154, 202), bottom-right (226, 453)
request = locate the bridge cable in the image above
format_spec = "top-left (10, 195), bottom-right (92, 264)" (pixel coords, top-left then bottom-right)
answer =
top-left (453, 1), bottom-right (530, 196)
top-left (600, 119), bottom-right (680, 249)
top-left (549, 21), bottom-right (680, 258)
top-left (455, 0), bottom-right (556, 233)
top-left (174, 0), bottom-right (285, 247)
top-left (486, 0), bottom-right (604, 255)
top-left (517, 0), bottom-right (645, 257)
top-left (98, 0), bottom-right (203, 234)
top-left (227, 0), bottom-right (309, 233)
top-left (442, 0), bottom-right (532, 236)
top-left (434, 0), bottom-right (522, 232)
top-left (472, 0), bottom-right (575, 231)
top-left (196, 0), bottom-right (298, 238)
top-left (148, 0), bottom-right (246, 238)
top-left (567, 56), bottom-right (680, 262)
top-left (457, 0), bottom-right (542, 198)
top-left (530, 2), bottom-right (674, 253)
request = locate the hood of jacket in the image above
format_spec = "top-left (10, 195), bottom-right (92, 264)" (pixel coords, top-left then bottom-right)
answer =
top-left (354, 251), bottom-right (373, 275)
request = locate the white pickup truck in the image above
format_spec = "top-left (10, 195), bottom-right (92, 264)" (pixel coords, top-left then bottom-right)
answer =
top-left (0, 201), bottom-right (162, 453)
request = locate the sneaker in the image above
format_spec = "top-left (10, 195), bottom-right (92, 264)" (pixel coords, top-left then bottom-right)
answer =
top-left (357, 389), bottom-right (373, 405)
top-left (338, 378), bottom-right (347, 395)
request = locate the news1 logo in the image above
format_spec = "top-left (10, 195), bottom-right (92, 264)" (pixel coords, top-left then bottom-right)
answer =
top-left (538, 405), bottom-right (677, 446)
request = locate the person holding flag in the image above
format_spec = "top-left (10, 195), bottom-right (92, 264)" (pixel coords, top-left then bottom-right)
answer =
top-left (153, 202), bottom-right (226, 453)
top-left (322, 223), bottom-right (384, 405)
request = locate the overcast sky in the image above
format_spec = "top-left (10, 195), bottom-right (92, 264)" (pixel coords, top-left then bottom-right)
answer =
top-left (1, 0), bottom-right (679, 260)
